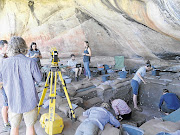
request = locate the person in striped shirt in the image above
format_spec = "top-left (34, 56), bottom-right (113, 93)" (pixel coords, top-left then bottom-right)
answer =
top-left (0, 37), bottom-right (42, 135)
top-left (109, 98), bottom-right (132, 121)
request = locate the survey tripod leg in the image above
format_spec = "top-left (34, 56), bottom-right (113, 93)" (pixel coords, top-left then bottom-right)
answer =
top-left (38, 71), bottom-right (51, 114)
top-left (38, 68), bottom-right (76, 135)
top-left (48, 71), bottom-right (57, 135)
top-left (58, 71), bottom-right (76, 120)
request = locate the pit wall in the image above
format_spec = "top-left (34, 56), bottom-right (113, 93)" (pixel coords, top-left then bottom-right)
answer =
top-left (139, 72), bottom-right (180, 109)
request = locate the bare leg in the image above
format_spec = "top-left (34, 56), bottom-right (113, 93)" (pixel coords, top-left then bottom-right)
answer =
top-left (11, 127), bottom-right (19, 135)
top-left (133, 94), bottom-right (140, 110)
top-left (26, 126), bottom-right (35, 135)
top-left (74, 68), bottom-right (78, 78)
top-left (78, 67), bottom-right (82, 76)
top-left (2, 106), bottom-right (8, 123)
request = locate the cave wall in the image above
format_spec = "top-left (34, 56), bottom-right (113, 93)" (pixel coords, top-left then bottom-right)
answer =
top-left (0, 0), bottom-right (179, 62)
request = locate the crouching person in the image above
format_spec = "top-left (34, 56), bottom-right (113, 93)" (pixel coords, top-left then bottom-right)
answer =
top-left (0, 37), bottom-right (42, 135)
top-left (109, 98), bottom-right (132, 121)
top-left (159, 89), bottom-right (180, 115)
top-left (75, 103), bottom-right (120, 135)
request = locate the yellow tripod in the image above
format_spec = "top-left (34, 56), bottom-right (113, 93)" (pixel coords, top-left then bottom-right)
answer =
top-left (38, 48), bottom-right (76, 135)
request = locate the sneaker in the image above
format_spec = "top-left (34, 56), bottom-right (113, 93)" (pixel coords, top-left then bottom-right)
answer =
top-left (2, 123), bottom-right (11, 132)
top-left (154, 116), bottom-right (163, 121)
top-left (88, 77), bottom-right (92, 81)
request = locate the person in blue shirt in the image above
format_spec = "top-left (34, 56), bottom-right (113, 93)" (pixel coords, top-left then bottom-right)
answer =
top-left (0, 40), bottom-right (11, 132)
top-left (0, 37), bottom-right (42, 135)
top-left (27, 42), bottom-right (42, 69)
top-left (75, 103), bottom-right (120, 135)
top-left (82, 41), bottom-right (92, 81)
top-left (159, 89), bottom-right (180, 114)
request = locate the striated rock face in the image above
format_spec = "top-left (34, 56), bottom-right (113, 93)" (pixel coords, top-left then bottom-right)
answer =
top-left (0, 0), bottom-right (179, 63)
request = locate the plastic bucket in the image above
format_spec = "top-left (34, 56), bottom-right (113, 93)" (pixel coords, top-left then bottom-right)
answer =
top-left (152, 69), bottom-right (160, 76)
top-left (100, 70), bottom-right (106, 75)
top-left (102, 75), bottom-right (110, 82)
top-left (118, 71), bottom-right (127, 78)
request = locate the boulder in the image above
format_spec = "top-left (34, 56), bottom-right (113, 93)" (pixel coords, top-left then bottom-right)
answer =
top-left (71, 107), bottom-right (85, 120)
top-left (98, 123), bottom-right (122, 135)
top-left (97, 84), bottom-right (112, 91)
top-left (113, 83), bottom-right (124, 89)
top-left (56, 96), bottom-right (68, 109)
top-left (140, 119), bottom-right (180, 135)
top-left (84, 97), bottom-right (103, 109)
top-left (91, 80), bottom-right (102, 87)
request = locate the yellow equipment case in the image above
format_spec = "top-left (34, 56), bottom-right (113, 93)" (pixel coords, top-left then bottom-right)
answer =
top-left (40, 113), bottom-right (64, 134)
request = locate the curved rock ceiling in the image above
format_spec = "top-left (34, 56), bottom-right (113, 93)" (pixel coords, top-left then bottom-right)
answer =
top-left (0, 0), bottom-right (179, 62)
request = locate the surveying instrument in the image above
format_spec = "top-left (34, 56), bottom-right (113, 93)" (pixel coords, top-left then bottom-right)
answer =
top-left (38, 48), bottom-right (76, 135)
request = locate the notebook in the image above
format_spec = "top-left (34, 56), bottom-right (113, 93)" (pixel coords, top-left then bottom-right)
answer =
top-left (76, 64), bottom-right (81, 68)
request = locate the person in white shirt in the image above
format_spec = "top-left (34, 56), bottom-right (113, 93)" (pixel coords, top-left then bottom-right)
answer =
top-left (67, 54), bottom-right (82, 81)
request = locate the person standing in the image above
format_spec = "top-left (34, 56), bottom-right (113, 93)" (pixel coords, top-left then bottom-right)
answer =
top-left (27, 42), bottom-right (42, 69)
top-left (109, 98), bottom-right (132, 120)
top-left (131, 61), bottom-right (152, 111)
top-left (159, 89), bottom-right (180, 114)
top-left (0, 40), bottom-right (11, 132)
top-left (82, 41), bottom-right (92, 81)
top-left (0, 37), bottom-right (42, 135)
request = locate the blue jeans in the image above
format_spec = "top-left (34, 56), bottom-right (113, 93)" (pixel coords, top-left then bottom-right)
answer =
top-left (161, 104), bottom-right (175, 114)
top-left (75, 121), bottom-right (99, 135)
top-left (84, 62), bottom-right (91, 78)
top-left (0, 87), bottom-right (8, 106)
top-left (156, 132), bottom-right (171, 135)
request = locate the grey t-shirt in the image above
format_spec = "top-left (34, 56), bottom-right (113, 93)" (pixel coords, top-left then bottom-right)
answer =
top-left (132, 66), bottom-right (146, 84)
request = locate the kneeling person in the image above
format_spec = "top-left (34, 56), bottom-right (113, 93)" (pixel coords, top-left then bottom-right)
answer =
top-left (159, 89), bottom-right (180, 114)
top-left (75, 103), bottom-right (120, 135)
top-left (67, 54), bottom-right (82, 81)
top-left (110, 98), bottom-right (132, 120)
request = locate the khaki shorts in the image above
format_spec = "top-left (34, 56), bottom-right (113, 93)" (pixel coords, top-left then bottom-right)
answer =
top-left (9, 107), bottom-right (38, 128)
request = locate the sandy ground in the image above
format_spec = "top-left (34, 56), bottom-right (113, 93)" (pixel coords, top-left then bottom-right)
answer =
top-left (0, 94), bottom-right (80, 135)
top-left (0, 94), bottom-right (164, 135)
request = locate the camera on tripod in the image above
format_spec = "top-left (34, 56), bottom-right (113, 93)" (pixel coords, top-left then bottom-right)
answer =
top-left (39, 47), bottom-right (76, 135)
top-left (51, 47), bottom-right (59, 67)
